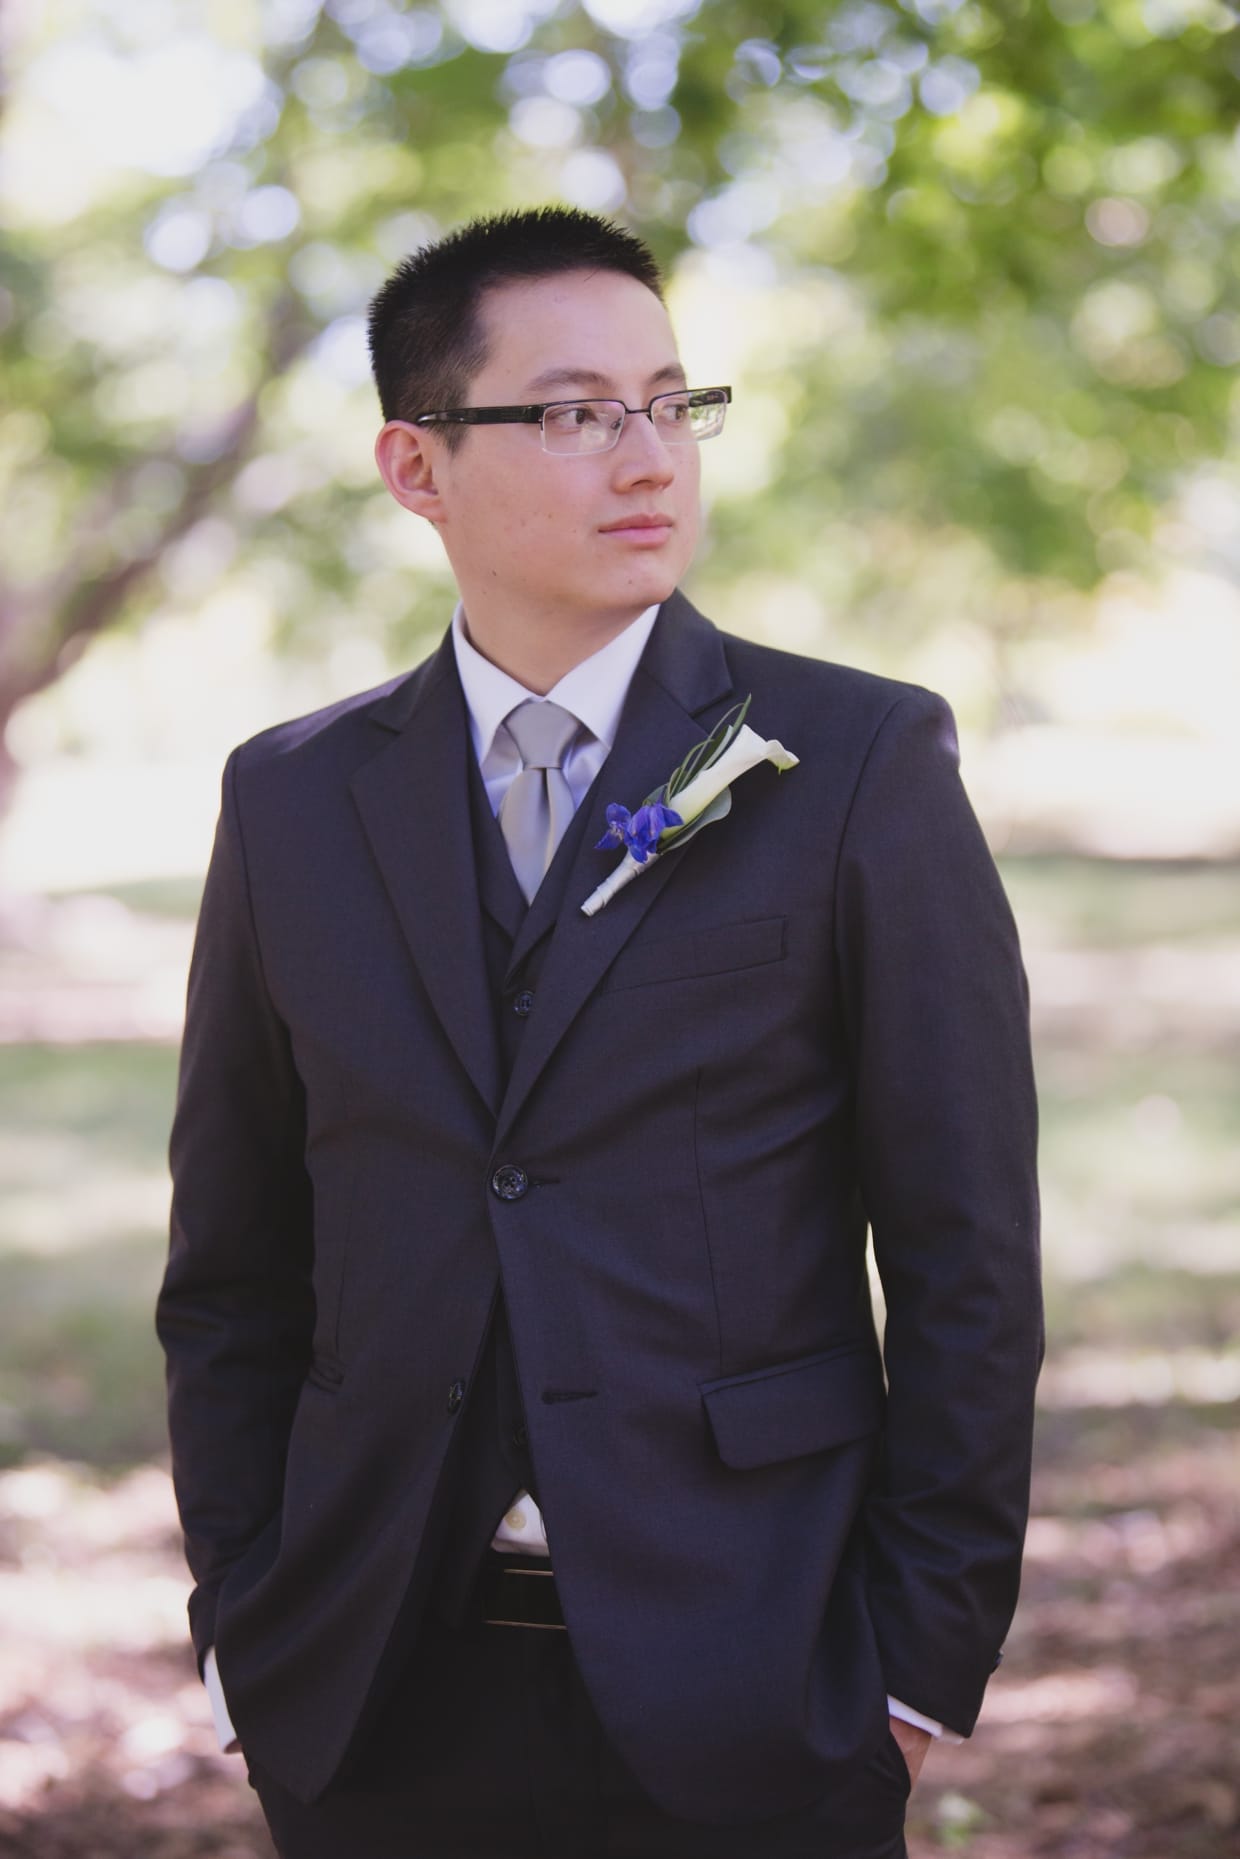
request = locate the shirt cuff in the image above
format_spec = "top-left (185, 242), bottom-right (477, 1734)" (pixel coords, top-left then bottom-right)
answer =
top-left (204, 1645), bottom-right (241, 1754)
top-left (887, 1695), bottom-right (965, 1745)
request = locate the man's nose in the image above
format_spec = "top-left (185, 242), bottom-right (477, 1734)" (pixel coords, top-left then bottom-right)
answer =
top-left (611, 407), bottom-right (675, 481)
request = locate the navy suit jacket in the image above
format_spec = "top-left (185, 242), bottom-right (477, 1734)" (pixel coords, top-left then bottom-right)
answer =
top-left (158, 591), bottom-right (1042, 1822)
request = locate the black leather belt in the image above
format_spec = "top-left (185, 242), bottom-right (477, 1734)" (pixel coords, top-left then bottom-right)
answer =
top-left (480, 1554), bottom-right (566, 1630)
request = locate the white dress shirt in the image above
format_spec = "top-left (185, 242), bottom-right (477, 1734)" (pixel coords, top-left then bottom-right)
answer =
top-left (450, 598), bottom-right (660, 818)
top-left (202, 599), bottom-right (955, 1748)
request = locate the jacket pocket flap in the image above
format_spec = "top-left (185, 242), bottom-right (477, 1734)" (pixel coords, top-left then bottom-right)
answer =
top-left (700, 1345), bottom-right (885, 1471)
top-left (600, 915), bottom-right (786, 994)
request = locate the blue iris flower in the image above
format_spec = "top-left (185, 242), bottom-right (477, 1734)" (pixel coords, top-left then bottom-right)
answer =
top-left (595, 800), bottom-right (683, 864)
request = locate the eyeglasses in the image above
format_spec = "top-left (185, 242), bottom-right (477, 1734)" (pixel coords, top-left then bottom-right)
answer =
top-left (412, 386), bottom-right (732, 456)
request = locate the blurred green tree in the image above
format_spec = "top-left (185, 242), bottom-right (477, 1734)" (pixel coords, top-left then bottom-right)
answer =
top-left (1, 0), bottom-right (1237, 800)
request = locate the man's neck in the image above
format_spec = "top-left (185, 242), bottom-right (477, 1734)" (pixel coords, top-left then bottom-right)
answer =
top-left (458, 602), bottom-right (652, 695)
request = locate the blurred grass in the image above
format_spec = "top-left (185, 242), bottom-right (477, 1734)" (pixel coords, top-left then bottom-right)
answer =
top-left (0, 1044), bottom-right (176, 1469)
top-left (0, 856), bottom-right (1235, 1475)
top-left (0, 1041), bottom-right (177, 1164)
top-left (997, 856), bottom-right (1240, 948)
top-left (0, 1238), bottom-right (171, 1468)
top-left (49, 876), bottom-right (206, 920)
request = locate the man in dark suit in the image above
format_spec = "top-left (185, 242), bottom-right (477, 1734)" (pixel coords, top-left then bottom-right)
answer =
top-left (157, 207), bottom-right (1041, 1859)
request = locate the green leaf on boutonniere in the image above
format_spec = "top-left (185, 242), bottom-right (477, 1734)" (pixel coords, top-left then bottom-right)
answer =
top-left (643, 694), bottom-right (753, 811)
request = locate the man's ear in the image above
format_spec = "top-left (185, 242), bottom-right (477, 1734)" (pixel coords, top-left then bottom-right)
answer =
top-left (374, 421), bottom-right (447, 524)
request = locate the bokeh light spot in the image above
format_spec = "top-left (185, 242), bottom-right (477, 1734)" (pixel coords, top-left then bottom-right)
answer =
top-left (544, 50), bottom-right (612, 105)
top-left (226, 186), bottom-right (301, 248)
top-left (558, 148), bottom-right (627, 211)
top-left (510, 98), bottom-right (582, 150)
top-left (1086, 196), bottom-right (1151, 247)
top-left (144, 205), bottom-right (212, 273)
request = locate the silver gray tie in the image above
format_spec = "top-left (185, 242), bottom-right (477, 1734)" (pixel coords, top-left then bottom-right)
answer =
top-left (497, 699), bottom-right (583, 904)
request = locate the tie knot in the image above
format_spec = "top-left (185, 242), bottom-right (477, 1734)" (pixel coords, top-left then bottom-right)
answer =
top-left (503, 699), bottom-right (582, 772)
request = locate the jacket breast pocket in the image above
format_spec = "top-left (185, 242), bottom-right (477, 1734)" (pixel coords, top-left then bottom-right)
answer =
top-left (700, 1343), bottom-right (885, 1471)
top-left (599, 914), bottom-right (787, 995)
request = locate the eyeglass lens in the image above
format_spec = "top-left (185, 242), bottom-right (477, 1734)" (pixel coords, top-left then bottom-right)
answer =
top-left (541, 391), bottom-right (727, 454)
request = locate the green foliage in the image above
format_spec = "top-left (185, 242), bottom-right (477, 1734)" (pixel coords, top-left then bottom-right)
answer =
top-left (2, 0), bottom-right (1238, 733)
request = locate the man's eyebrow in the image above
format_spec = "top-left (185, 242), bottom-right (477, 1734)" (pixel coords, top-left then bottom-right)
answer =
top-left (522, 362), bottom-right (689, 396)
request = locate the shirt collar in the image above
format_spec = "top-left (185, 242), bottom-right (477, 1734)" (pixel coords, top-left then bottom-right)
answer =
top-left (450, 601), bottom-right (661, 763)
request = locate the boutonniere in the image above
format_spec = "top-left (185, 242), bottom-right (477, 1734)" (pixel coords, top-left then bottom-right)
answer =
top-left (581, 694), bottom-right (799, 917)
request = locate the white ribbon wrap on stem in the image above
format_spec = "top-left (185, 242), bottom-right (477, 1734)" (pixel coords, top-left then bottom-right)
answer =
top-left (580, 847), bottom-right (651, 916)
top-left (581, 724), bottom-right (799, 916)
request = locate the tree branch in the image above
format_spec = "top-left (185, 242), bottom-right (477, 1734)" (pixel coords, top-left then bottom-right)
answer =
top-left (0, 286), bottom-right (317, 731)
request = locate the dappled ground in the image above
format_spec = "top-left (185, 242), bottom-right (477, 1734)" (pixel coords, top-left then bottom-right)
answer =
top-left (0, 858), bottom-right (1237, 1857)
top-left (0, 1409), bottom-right (1234, 1858)
top-left (918, 1408), bottom-right (1239, 1856)
top-left (0, 1463), bottom-right (272, 1858)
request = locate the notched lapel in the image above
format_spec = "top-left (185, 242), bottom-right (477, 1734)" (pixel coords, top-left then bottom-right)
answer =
top-left (350, 636), bottom-right (503, 1120)
top-left (493, 595), bottom-right (734, 1152)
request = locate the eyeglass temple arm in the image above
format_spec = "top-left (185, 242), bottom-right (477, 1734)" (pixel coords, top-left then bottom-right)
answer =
top-left (411, 406), bottom-right (546, 427)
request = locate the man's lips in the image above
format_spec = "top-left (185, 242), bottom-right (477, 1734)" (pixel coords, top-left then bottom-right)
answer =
top-left (599, 514), bottom-right (675, 541)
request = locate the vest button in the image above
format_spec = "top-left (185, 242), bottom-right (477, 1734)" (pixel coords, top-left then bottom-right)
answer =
top-left (491, 1163), bottom-right (530, 1202)
top-left (446, 1378), bottom-right (466, 1415)
top-left (513, 988), bottom-right (535, 1017)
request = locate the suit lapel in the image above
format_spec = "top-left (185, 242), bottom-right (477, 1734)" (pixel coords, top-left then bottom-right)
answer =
top-left (349, 632), bottom-right (504, 1120)
top-left (493, 593), bottom-right (734, 1153)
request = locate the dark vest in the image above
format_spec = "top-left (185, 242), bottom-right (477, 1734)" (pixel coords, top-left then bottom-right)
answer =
top-left (428, 743), bottom-right (603, 1622)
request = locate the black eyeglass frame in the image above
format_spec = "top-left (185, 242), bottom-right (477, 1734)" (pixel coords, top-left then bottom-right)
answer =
top-left (410, 385), bottom-right (733, 442)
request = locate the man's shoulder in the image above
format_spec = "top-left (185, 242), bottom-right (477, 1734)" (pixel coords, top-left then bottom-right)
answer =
top-left (227, 658), bottom-right (432, 781)
top-left (711, 623), bottom-right (950, 740)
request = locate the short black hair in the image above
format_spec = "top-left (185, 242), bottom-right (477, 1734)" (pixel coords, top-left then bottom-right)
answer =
top-left (366, 206), bottom-right (664, 449)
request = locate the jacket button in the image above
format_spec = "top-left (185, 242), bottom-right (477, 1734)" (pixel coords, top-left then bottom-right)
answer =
top-left (491, 1163), bottom-right (529, 1201)
top-left (446, 1379), bottom-right (465, 1415)
top-left (513, 988), bottom-right (535, 1017)
top-left (511, 1422), bottom-right (528, 1450)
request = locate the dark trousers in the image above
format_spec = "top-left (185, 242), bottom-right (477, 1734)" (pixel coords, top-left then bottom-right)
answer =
top-left (248, 1612), bottom-right (910, 1859)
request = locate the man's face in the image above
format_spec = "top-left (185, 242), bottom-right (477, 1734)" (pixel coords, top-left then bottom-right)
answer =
top-left (427, 268), bottom-right (702, 627)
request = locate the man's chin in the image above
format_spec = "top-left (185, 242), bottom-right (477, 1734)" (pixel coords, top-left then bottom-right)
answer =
top-left (614, 561), bottom-right (684, 611)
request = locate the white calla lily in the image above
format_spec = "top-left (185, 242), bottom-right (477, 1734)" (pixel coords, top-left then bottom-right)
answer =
top-left (665, 724), bottom-right (798, 827)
